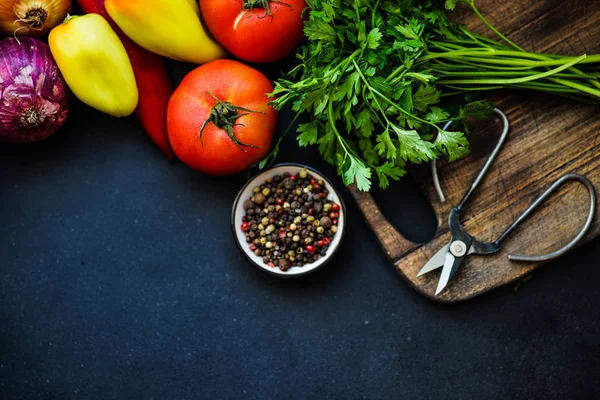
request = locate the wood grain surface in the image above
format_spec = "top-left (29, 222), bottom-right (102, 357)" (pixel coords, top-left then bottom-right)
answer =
top-left (350, 0), bottom-right (600, 302)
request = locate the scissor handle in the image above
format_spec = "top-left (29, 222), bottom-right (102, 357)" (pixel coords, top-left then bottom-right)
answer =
top-left (456, 109), bottom-right (510, 211)
top-left (432, 109), bottom-right (510, 210)
top-left (493, 173), bottom-right (596, 262)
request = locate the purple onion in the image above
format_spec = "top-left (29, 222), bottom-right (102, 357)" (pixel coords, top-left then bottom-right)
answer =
top-left (0, 37), bottom-right (70, 143)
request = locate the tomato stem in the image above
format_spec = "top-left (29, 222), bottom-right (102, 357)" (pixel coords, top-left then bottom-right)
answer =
top-left (242, 0), bottom-right (292, 18)
top-left (199, 92), bottom-right (265, 152)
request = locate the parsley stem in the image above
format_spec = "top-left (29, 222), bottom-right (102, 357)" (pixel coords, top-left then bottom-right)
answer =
top-left (548, 78), bottom-right (600, 98)
top-left (469, 0), bottom-right (524, 51)
top-left (435, 54), bottom-right (587, 85)
top-left (434, 70), bottom-right (598, 80)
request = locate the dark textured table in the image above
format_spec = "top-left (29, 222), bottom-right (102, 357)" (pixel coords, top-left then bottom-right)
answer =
top-left (2, 67), bottom-right (600, 398)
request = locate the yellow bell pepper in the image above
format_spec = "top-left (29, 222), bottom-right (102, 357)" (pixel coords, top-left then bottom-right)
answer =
top-left (49, 14), bottom-right (138, 118)
top-left (105, 0), bottom-right (225, 65)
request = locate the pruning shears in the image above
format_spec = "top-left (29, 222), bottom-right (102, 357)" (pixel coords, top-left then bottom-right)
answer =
top-left (418, 108), bottom-right (597, 295)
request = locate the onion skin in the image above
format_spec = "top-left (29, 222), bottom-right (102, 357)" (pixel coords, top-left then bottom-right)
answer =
top-left (0, 0), bottom-right (72, 37)
top-left (0, 37), bottom-right (71, 144)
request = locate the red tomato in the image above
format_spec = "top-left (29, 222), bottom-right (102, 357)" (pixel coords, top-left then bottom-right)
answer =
top-left (167, 59), bottom-right (277, 175)
top-left (200, 0), bottom-right (306, 63)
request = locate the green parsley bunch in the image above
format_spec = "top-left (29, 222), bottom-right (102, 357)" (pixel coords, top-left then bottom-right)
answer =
top-left (265, 0), bottom-right (600, 191)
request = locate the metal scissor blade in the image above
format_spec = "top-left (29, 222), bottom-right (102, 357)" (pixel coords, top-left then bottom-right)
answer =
top-left (435, 252), bottom-right (456, 295)
top-left (417, 245), bottom-right (449, 277)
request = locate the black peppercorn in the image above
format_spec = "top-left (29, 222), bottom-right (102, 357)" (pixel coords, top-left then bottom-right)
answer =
top-left (320, 216), bottom-right (332, 228)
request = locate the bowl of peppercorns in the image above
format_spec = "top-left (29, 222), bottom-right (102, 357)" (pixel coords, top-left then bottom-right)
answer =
top-left (232, 163), bottom-right (346, 277)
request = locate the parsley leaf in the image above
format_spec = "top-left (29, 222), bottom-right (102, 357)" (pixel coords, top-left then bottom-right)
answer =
top-left (391, 125), bottom-right (437, 163)
top-left (343, 157), bottom-right (372, 191)
top-left (435, 129), bottom-right (470, 161)
top-left (373, 129), bottom-right (397, 161)
top-left (413, 85), bottom-right (441, 112)
top-left (366, 28), bottom-right (383, 50)
top-left (297, 120), bottom-right (320, 147)
top-left (376, 162), bottom-right (406, 189)
top-left (459, 100), bottom-right (495, 120)
top-left (425, 106), bottom-right (450, 123)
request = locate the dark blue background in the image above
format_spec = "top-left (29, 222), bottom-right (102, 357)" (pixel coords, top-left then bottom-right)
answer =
top-left (1, 65), bottom-right (600, 398)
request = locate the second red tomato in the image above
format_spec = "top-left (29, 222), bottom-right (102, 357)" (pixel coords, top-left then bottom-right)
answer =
top-left (200, 0), bottom-right (306, 63)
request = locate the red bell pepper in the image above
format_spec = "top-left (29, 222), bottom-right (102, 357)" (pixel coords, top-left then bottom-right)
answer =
top-left (76, 0), bottom-right (175, 160)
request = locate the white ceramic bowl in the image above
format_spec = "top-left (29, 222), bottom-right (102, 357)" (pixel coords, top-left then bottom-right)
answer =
top-left (231, 163), bottom-right (346, 277)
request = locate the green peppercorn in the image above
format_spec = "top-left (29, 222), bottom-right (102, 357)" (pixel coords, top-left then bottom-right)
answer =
top-left (313, 220), bottom-right (320, 227)
top-left (265, 242), bottom-right (273, 249)
top-left (262, 188), bottom-right (271, 196)
top-left (331, 225), bottom-right (338, 233)
top-left (295, 189), bottom-right (302, 196)
top-left (304, 237), bottom-right (313, 244)
top-left (323, 203), bottom-right (332, 212)
top-left (253, 187), bottom-right (260, 194)
top-left (260, 237), bottom-right (267, 245)
top-left (292, 235), bottom-right (300, 242)
top-left (299, 169), bottom-right (308, 179)
top-left (293, 216), bottom-right (302, 224)
top-left (290, 223), bottom-right (297, 231)
top-left (303, 185), bottom-right (313, 193)
top-left (283, 202), bottom-right (290, 209)
top-left (317, 226), bottom-right (325, 234)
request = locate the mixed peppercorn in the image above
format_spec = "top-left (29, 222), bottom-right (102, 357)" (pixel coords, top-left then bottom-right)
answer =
top-left (240, 169), bottom-right (341, 271)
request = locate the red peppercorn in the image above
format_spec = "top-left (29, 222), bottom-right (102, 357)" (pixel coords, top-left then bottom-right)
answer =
top-left (241, 221), bottom-right (249, 232)
top-left (332, 219), bottom-right (338, 225)
top-left (329, 211), bottom-right (339, 219)
top-left (312, 183), bottom-right (321, 192)
top-left (249, 243), bottom-right (257, 251)
top-left (305, 245), bottom-right (316, 254)
top-left (331, 203), bottom-right (340, 212)
top-left (320, 193), bottom-right (326, 199)
top-left (276, 198), bottom-right (283, 205)
top-left (317, 240), bottom-right (324, 247)
top-left (290, 175), bottom-right (296, 180)
top-left (308, 208), bottom-right (313, 215)
top-left (278, 209), bottom-right (284, 215)
top-left (310, 179), bottom-right (317, 186)
top-left (323, 237), bottom-right (331, 246)
top-left (267, 262), bottom-right (275, 268)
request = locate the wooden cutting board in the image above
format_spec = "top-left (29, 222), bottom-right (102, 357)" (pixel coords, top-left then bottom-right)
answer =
top-left (349, 0), bottom-right (600, 302)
